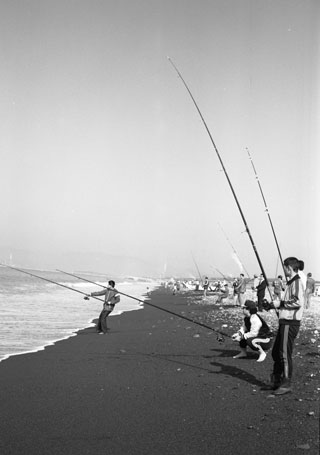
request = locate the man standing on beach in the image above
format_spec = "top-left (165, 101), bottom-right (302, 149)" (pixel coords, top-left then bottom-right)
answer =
top-left (235, 273), bottom-right (246, 306)
top-left (87, 280), bottom-right (120, 334)
top-left (232, 278), bottom-right (239, 305)
top-left (203, 276), bottom-right (210, 299)
top-left (305, 273), bottom-right (315, 310)
top-left (251, 274), bottom-right (259, 299)
top-left (262, 257), bottom-right (305, 395)
top-left (257, 274), bottom-right (267, 311)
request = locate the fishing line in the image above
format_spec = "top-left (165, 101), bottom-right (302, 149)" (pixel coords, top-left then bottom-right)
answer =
top-left (3, 264), bottom-right (228, 338)
top-left (168, 57), bottom-right (272, 301)
top-left (191, 252), bottom-right (203, 284)
top-left (1, 264), bottom-right (105, 303)
top-left (57, 269), bottom-right (230, 340)
top-left (217, 223), bottom-right (251, 279)
top-left (245, 147), bottom-right (287, 283)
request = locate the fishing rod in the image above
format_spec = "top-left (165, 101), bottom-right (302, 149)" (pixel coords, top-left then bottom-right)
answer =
top-left (246, 147), bottom-right (287, 282)
top-left (211, 266), bottom-right (227, 281)
top-left (218, 223), bottom-right (251, 279)
top-left (191, 252), bottom-right (203, 284)
top-left (168, 57), bottom-right (272, 300)
top-left (216, 268), bottom-right (226, 280)
top-left (57, 269), bottom-right (230, 340)
top-left (56, 268), bottom-right (148, 305)
top-left (274, 254), bottom-right (279, 279)
top-left (1, 264), bottom-right (105, 303)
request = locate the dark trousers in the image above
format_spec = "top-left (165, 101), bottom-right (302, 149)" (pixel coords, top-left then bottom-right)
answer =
top-left (257, 292), bottom-right (265, 310)
top-left (272, 323), bottom-right (300, 381)
top-left (97, 308), bottom-right (113, 333)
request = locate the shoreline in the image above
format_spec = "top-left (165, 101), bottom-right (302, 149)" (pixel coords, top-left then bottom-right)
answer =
top-left (0, 287), bottom-right (319, 454)
top-left (0, 302), bottom-right (147, 365)
top-left (0, 275), bottom-right (157, 363)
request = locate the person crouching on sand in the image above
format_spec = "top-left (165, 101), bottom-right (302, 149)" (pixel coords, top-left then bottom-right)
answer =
top-left (86, 280), bottom-right (120, 334)
top-left (232, 300), bottom-right (273, 362)
top-left (216, 281), bottom-right (229, 304)
top-left (262, 257), bottom-right (305, 395)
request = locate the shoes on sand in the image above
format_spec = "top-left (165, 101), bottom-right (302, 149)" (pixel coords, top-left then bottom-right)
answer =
top-left (257, 351), bottom-right (267, 362)
top-left (272, 386), bottom-right (292, 395)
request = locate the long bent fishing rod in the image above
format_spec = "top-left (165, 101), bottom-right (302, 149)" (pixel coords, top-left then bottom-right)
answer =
top-left (168, 57), bottom-right (272, 298)
top-left (246, 147), bottom-right (287, 282)
top-left (211, 266), bottom-right (227, 280)
top-left (191, 252), bottom-right (203, 284)
top-left (1, 264), bottom-right (105, 303)
top-left (57, 269), bottom-right (230, 340)
top-left (218, 223), bottom-right (250, 279)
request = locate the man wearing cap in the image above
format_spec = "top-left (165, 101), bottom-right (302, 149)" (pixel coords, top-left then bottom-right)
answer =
top-left (232, 300), bottom-right (273, 362)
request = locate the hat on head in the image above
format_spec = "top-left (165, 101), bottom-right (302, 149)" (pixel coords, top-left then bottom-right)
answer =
top-left (243, 300), bottom-right (256, 310)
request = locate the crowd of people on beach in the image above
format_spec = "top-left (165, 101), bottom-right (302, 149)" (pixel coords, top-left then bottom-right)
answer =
top-left (161, 257), bottom-right (317, 396)
top-left (85, 256), bottom-right (316, 397)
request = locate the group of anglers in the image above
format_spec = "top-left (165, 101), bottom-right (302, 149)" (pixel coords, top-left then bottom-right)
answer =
top-left (219, 258), bottom-right (315, 395)
top-left (3, 256), bottom-right (314, 397)
top-left (87, 256), bottom-right (313, 396)
top-left (164, 61), bottom-right (314, 395)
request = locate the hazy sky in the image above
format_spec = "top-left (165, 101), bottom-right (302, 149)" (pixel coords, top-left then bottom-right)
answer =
top-left (1, 0), bottom-right (319, 277)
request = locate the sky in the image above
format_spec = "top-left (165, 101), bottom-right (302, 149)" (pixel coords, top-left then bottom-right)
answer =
top-left (0, 0), bottom-right (319, 278)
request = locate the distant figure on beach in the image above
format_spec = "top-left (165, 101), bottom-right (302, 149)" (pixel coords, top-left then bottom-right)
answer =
top-left (173, 281), bottom-right (181, 295)
top-left (272, 275), bottom-right (284, 300)
top-left (216, 281), bottom-right (229, 304)
top-left (298, 263), bottom-right (307, 291)
top-left (235, 274), bottom-right (246, 306)
top-left (87, 280), bottom-right (120, 334)
top-left (305, 272), bottom-right (316, 310)
top-left (232, 278), bottom-right (239, 305)
top-left (203, 276), bottom-right (210, 299)
top-left (256, 274), bottom-right (267, 311)
top-left (251, 274), bottom-right (259, 299)
top-left (262, 257), bottom-right (305, 395)
top-left (232, 300), bottom-right (272, 362)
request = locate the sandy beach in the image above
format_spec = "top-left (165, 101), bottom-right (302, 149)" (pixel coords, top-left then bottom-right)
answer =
top-left (0, 287), bottom-right (319, 455)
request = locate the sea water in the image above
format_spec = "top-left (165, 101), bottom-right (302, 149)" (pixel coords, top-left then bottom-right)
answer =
top-left (0, 267), bottom-right (159, 363)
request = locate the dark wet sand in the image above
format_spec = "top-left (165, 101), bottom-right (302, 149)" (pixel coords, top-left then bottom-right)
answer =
top-left (0, 287), bottom-right (318, 454)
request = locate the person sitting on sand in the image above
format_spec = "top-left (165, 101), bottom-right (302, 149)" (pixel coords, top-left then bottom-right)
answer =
top-left (216, 282), bottom-right (229, 304)
top-left (232, 300), bottom-right (273, 362)
top-left (86, 280), bottom-right (120, 334)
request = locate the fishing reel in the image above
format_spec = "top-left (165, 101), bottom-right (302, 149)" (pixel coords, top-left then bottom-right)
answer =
top-left (231, 331), bottom-right (243, 342)
top-left (216, 334), bottom-right (225, 343)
